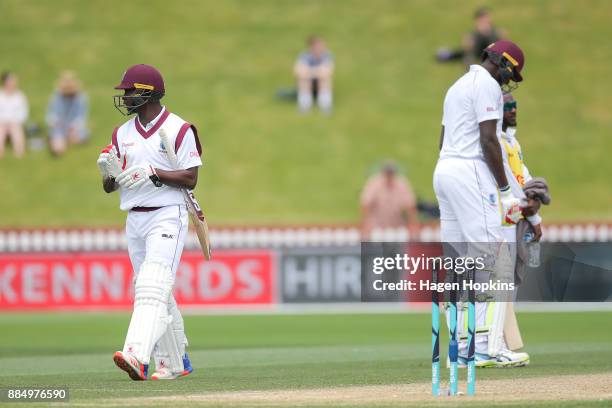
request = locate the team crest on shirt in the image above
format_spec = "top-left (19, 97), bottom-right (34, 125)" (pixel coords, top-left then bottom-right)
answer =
top-left (158, 141), bottom-right (169, 154)
top-left (488, 193), bottom-right (497, 205)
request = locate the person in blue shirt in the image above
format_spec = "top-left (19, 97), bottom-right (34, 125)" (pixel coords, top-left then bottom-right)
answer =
top-left (293, 36), bottom-right (334, 113)
top-left (46, 71), bottom-right (89, 156)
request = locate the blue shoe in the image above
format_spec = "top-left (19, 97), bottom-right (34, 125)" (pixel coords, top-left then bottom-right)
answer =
top-left (182, 353), bottom-right (193, 375)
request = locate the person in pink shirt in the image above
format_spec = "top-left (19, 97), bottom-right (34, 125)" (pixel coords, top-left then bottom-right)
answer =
top-left (360, 161), bottom-right (419, 238)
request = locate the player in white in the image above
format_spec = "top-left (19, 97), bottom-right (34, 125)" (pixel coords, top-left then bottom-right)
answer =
top-left (433, 40), bottom-right (529, 368)
top-left (97, 64), bottom-right (202, 380)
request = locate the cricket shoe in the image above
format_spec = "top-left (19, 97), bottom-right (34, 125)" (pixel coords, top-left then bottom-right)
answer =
top-left (113, 351), bottom-right (148, 381)
top-left (495, 349), bottom-right (530, 368)
top-left (475, 352), bottom-right (500, 367)
top-left (151, 353), bottom-right (193, 380)
top-left (447, 353), bottom-right (497, 368)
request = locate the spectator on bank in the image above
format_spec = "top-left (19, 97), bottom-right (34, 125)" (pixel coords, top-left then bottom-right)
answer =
top-left (360, 161), bottom-right (419, 238)
top-left (46, 71), bottom-right (89, 156)
top-left (294, 36), bottom-right (334, 113)
top-left (436, 7), bottom-right (506, 66)
top-left (0, 72), bottom-right (28, 158)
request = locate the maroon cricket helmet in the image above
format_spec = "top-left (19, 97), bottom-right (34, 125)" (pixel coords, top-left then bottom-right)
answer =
top-left (114, 64), bottom-right (165, 93)
top-left (485, 40), bottom-right (525, 82)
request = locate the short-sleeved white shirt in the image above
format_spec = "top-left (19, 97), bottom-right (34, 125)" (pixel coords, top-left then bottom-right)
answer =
top-left (0, 90), bottom-right (28, 124)
top-left (439, 65), bottom-right (503, 160)
top-left (112, 107), bottom-right (203, 211)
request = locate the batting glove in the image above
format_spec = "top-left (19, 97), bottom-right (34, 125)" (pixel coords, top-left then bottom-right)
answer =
top-left (97, 144), bottom-right (122, 178)
top-left (116, 164), bottom-right (162, 189)
top-left (500, 186), bottom-right (521, 225)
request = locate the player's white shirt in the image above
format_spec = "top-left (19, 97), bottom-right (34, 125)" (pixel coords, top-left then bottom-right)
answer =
top-left (111, 106), bottom-right (203, 211)
top-left (440, 65), bottom-right (503, 160)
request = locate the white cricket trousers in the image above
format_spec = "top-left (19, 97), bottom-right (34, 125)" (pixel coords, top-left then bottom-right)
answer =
top-left (126, 205), bottom-right (188, 276)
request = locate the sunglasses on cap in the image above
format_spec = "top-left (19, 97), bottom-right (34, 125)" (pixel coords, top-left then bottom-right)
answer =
top-left (503, 101), bottom-right (517, 112)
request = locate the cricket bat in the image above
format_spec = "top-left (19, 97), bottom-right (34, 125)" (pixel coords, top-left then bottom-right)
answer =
top-left (504, 302), bottom-right (524, 350)
top-left (159, 128), bottom-right (212, 260)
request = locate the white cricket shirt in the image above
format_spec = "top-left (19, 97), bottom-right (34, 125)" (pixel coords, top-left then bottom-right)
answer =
top-left (439, 65), bottom-right (503, 160)
top-left (111, 106), bottom-right (203, 211)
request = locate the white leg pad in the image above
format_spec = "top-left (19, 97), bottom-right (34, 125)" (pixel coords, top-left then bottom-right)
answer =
top-left (487, 301), bottom-right (507, 356)
top-left (154, 326), bottom-right (184, 373)
top-left (124, 261), bottom-right (173, 364)
top-left (487, 242), bottom-right (513, 357)
top-left (168, 295), bottom-right (188, 355)
top-left (153, 295), bottom-right (186, 372)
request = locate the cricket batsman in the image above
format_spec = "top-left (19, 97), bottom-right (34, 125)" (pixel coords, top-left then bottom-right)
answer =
top-left (433, 40), bottom-right (529, 367)
top-left (97, 64), bottom-right (202, 380)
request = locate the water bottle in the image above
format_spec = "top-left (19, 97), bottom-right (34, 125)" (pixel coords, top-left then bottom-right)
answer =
top-left (523, 231), bottom-right (540, 268)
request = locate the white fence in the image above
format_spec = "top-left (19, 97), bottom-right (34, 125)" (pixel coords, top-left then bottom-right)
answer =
top-left (0, 223), bottom-right (610, 252)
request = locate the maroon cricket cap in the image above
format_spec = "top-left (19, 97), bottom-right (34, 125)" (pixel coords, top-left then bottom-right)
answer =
top-left (114, 64), bottom-right (165, 93)
top-left (485, 40), bottom-right (525, 82)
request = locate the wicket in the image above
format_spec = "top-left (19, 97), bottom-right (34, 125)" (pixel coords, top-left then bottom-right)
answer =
top-left (431, 267), bottom-right (476, 396)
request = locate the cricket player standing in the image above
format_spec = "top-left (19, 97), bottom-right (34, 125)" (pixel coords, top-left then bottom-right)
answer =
top-left (97, 64), bottom-right (202, 380)
top-left (501, 92), bottom-right (542, 243)
top-left (433, 40), bottom-right (529, 367)
top-left (499, 92), bottom-right (545, 360)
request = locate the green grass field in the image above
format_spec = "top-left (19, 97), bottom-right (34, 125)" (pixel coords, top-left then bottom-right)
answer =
top-left (0, 0), bottom-right (611, 226)
top-left (1, 311), bottom-right (611, 407)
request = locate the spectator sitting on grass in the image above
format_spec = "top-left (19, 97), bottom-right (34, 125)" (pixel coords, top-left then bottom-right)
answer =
top-left (0, 71), bottom-right (28, 158)
top-left (294, 35), bottom-right (334, 114)
top-left (360, 160), bottom-right (419, 238)
top-left (46, 71), bottom-right (89, 156)
top-left (436, 7), bottom-right (506, 66)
